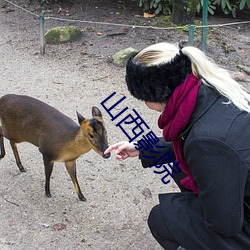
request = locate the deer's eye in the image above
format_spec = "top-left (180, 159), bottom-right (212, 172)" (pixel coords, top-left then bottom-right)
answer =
top-left (89, 133), bottom-right (94, 139)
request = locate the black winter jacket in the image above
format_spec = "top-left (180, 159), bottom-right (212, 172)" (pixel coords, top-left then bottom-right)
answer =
top-left (140, 84), bottom-right (250, 249)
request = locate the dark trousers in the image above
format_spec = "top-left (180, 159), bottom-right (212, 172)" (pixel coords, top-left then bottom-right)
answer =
top-left (148, 170), bottom-right (188, 250)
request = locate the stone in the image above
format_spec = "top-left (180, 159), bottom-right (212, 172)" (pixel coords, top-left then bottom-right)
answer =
top-left (237, 65), bottom-right (250, 76)
top-left (45, 26), bottom-right (82, 44)
top-left (112, 47), bottom-right (138, 67)
top-left (141, 187), bottom-right (152, 198)
top-left (0, 0), bottom-right (6, 8)
top-left (231, 71), bottom-right (247, 82)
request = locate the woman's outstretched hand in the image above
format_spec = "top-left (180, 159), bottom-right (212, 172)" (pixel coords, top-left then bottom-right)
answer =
top-left (104, 141), bottom-right (139, 160)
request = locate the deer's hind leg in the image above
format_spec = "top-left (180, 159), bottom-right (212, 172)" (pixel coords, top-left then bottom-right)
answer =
top-left (0, 126), bottom-right (5, 159)
top-left (43, 155), bottom-right (54, 198)
top-left (65, 161), bottom-right (86, 202)
top-left (10, 141), bottom-right (26, 172)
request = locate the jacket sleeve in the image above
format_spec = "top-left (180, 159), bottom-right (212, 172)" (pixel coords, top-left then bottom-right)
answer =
top-left (185, 136), bottom-right (248, 237)
top-left (138, 137), bottom-right (175, 168)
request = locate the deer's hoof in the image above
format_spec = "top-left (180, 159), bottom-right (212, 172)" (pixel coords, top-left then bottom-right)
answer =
top-left (79, 196), bottom-right (87, 202)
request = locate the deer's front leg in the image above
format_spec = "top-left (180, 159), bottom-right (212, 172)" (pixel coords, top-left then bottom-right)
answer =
top-left (65, 160), bottom-right (86, 202)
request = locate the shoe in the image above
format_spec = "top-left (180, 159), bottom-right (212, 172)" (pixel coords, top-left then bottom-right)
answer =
top-left (176, 246), bottom-right (187, 250)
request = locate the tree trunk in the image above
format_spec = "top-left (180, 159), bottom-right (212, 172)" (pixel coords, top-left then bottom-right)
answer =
top-left (171, 0), bottom-right (198, 25)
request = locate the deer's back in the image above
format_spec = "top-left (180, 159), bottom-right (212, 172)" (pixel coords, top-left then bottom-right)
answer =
top-left (0, 94), bottom-right (79, 147)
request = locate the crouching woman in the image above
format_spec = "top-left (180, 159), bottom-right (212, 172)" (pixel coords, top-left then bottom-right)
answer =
top-left (105, 42), bottom-right (250, 250)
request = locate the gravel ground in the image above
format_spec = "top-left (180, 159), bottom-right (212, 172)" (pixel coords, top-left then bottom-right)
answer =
top-left (0, 1), bottom-right (249, 249)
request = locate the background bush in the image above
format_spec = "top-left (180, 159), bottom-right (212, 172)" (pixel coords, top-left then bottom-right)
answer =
top-left (135, 0), bottom-right (172, 15)
top-left (38, 0), bottom-right (58, 4)
top-left (135, 0), bottom-right (250, 17)
top-left (38, 0), bottom-right (250, 18)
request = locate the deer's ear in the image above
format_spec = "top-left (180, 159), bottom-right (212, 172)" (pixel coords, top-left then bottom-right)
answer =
top-left (92, 106), bottom-right (102, 118)
top-left (76, 111), bottom-right (85, 125)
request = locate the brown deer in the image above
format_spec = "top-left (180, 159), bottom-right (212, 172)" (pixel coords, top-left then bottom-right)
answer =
top-left (0, 94), bottom-right (110, 201)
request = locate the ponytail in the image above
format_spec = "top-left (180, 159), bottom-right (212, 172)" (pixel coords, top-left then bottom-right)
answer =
top-left (182, 46), bottom-right (250, 112)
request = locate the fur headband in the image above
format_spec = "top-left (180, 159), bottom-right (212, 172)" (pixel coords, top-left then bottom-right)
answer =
top-left (125, 52), bottom-right (192, 103)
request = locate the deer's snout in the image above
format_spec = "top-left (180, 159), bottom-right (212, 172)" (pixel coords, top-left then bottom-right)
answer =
top-left (102, 152), bottom-right (111, 159)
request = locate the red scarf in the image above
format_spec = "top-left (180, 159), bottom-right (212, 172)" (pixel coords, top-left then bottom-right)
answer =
top-left (158, 73), bottom-right (200, 194)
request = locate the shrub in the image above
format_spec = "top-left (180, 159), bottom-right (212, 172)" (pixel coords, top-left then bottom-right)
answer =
top-left (135, 0), bottom-right (172, 15)
top-left (38, 0), bottom-right (58, 4)
top-left (135, 0), bottom-right (250, 17)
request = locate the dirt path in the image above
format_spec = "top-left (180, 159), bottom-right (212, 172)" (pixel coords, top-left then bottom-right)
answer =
top-left (0, 3), bottom-right (178, 250)
top-left (0, 1), bottom-right (249, 249)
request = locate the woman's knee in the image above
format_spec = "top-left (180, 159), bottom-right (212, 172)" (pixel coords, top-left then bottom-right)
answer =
top-left (148, 204), bottom-right (168, 240)
top-left (148, 204), bottom-right (161, 233)
top-left (148, 204), bottom-right (179, 250)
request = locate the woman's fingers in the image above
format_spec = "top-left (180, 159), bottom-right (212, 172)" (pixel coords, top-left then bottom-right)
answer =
top-left (116, 154), bottom-right (126, 160)
top-left (104, 141), bottom-right (128, 154)
top-left (104, 141), bottom-right (137, 160)
top-left (115, 143), bottom-right (129, 155)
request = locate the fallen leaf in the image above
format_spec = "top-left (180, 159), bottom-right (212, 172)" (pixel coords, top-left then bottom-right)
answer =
top-left (143, 12), bottom-right (155, 18)
top-left (51, 223), bottom-right (67, 231)
top-left (142, 187), bottom-right (152, 198)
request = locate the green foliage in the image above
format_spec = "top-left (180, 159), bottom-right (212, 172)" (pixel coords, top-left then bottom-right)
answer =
top-left (38, 0), bottom-right (58, 4)
top-left (197, 0), bottom-right (216, 15)
top-left (135, 0), bottom-right (172, 15)
top-left (239, 0), bottom-right (250, 9)
top-left (213, 0), bottom-right (237, 17)
top-left (134, 0), bottom-right (250, 18)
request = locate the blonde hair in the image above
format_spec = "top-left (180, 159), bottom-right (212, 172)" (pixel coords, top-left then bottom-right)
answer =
top-left (134, 42), bottom-right (250, 113)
